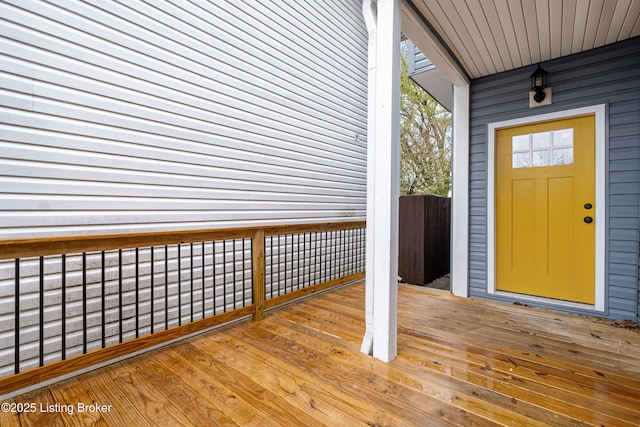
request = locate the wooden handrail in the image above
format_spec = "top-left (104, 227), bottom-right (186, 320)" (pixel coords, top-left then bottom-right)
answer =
top-left (0, 220), bottom-right (366, 260)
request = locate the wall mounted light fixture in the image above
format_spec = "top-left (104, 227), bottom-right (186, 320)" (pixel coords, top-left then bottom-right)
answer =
top-left (530, 64), bottom-right (548, 103)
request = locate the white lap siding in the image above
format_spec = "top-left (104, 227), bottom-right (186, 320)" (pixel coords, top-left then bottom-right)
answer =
top-left (0, 0), bottom-right (367, 378)
top-left (0, 0), bottom-right (367, 238)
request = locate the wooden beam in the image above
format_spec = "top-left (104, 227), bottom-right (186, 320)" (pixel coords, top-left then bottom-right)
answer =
top-left (264, 272), bottom-right (365, 310)
top-left (0, 220), bottom-right (365, 260)
top-left (252, 229), bottom-right (266, 321)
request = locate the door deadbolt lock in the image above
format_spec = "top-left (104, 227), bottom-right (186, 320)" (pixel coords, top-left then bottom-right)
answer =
top-left (584, 203), bottom-right (593, 209)
top-left (584, 216), bottom-right (593, 223)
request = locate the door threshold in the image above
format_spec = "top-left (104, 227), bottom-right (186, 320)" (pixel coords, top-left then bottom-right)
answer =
top-left (493, 290), bottom-right (603, 313)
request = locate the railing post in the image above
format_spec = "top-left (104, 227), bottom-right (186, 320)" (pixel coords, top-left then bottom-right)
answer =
top-left (252, 229), bottom-right (266, 321)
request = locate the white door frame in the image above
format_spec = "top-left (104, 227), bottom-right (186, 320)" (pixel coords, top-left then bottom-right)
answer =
top-left (487, 104), bottom-right (606, 312)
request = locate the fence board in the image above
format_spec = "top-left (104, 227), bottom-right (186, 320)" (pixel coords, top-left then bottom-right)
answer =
top-left (399, 195), bottom-right (451, 285)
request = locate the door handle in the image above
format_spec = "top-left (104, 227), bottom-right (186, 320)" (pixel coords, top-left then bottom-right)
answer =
top-left (584, 216), bottom-right (593, 223)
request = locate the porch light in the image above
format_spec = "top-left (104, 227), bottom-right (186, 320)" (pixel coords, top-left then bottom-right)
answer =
top-left (530, 64), bottom-right (548, 103)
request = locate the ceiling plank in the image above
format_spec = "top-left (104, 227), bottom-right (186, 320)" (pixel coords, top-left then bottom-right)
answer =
top-left (561, 0), bottom-right (577, 56)
top-left (583, 0), bottom-right (603, 49)
top-left (549, 0), bottom-right (563, 58)
top-left (494, 0), bottom-right (523, 69)
top-left (607, 0), bottom-right (633, 44)
top-left (454, 0), bottom-right (498, 75)
top-left (536, 0), bottom-right (552, 61)
top-left (633, 11), bottom-right (640, 36)
top-left (618, 0), bottom-right (640, 38)
top-left (594, 0), bottom-right (618, 47)
top-left (507, 0), bottom-right (532, 66)
top-left (522, 0), bottom-right (541, 64)
top-left (479, 0), bottom-right (514, 70)
top-left (434, 0), bottom-right (486, 77)
top-left (465, 0), bottom-right (505, 72)
top-left (572, 0), bottom-right (590, 53)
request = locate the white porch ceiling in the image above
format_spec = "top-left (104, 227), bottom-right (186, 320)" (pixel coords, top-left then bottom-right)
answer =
top-left (408, 0), bottom-right (640, 79)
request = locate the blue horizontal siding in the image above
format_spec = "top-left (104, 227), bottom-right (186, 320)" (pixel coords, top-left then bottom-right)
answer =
top-left (468, 37), bottom-right (640, 321)
top-left (407, 42), bottom-right (435, 75)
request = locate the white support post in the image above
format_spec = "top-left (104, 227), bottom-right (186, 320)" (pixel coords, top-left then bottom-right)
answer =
top-left (361, 0), bottom-right (377, 356)
top-left (450, 84), bottom-right (470, 297)
top-left (371, 0), bottom-right (401, 363)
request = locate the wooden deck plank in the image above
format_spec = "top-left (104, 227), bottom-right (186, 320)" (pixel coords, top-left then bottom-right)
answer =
top-left (128, 353), bottom-right (240, 426)
top-left (255, 315), bottom-right (561, 427)
top-left (189, 332), bottom-right (395, 426)
top-left (1, 280), bottom-right (639, 426)
top-left (226, 319), bottom-right (473, 426)
top-left (151, 345), bottom-right (279, 427)
top-left (400, 309), bottom-right (640, 392)
top-left (0, 397), bottom-right (20, 427)
top-left (398, 331), bottom-right (640, 426)
top-left (48, 377), bottom-right (110, 427)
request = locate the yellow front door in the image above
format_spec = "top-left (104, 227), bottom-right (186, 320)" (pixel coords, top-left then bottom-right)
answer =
top-left (495, 115), bottom-right (595, 304)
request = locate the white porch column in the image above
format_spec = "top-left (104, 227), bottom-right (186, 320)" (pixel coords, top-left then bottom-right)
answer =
top-left (450, 84), bottom-right (470, 297)
top-left (361, 0), bottom-right (401, 363)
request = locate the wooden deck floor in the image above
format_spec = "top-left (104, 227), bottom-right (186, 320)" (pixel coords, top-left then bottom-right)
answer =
top-left (2, 280), bottom-right (640, 426)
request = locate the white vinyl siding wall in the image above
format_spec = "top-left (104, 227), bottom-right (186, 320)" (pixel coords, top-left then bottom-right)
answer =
top-left (0, 0), bottom-right (368, 239)
top-left (0, 0), bottom-right (368, 381)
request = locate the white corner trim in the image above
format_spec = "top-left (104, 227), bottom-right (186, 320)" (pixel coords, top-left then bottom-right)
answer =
top-left (450, 84), bottom-right (470, 298)
top-left (487, 104), bottom-right (606, 312)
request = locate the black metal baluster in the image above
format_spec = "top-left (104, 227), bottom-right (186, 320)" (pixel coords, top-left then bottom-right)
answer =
top-left (39, 256), bottom-right (44, 367)
top-left (242, 239), bottom-right (246, 307)
top-left (314, 232), bottom-right (319, 285)
top-left (233, 239), bottom-right (237, 309)
top-left (151, 246), bottom-right (154, 334)
top-left (135, 248), bottom-right (139, 338)
top-left (304, 233), bottom-right (308, 288)
top-left (297, 234), bottom-right (301, 290)
top-left (270, 236), bottom-right (274, 298)
top-left (350, 229), bottom-right (354, 274)
top-left (213, 241), bottom-right (217, 315)
top-left (223, 240), bottom-right (227, 312)
top-left (101, 251), bottom-right (106, 349)
top-left (202, 242), bottom-right (205, 319)
top-left (62, 254), bottom-right (66, 360)
top-left (190, 242), bottom-right (194, 323)
top-left (178, 244), bottom-right (182, 325)
top-left (324, 232), bottom-right (328, 282)
top-left (283, 235), bottom-right (287, 294)
top-left (14, 259), bottom-right (19, 374)
top-left (82, 252), bottom-right (87, 354)
top-left (164, 245), bottom-right (169, 330)
top-left (119, 250), bottom-right (123, 343)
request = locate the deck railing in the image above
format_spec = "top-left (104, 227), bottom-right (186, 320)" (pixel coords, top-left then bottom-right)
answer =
top-left (0, 221), bottom-right (365, 396)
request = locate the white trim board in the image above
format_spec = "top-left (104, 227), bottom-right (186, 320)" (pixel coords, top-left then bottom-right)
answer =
top-left (486, 104), bottom-right (606, 312)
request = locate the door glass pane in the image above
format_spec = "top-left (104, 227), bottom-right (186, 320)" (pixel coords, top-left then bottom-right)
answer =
top-left (554, 129), bottom-right (573, 147)
top-left (532, 132), bottom-right (551, 149)
top-left (553, 148), bottom-right (574, 165)
top-left (512, 135), bottom-right (530, 152)
top-left (512, 152), bottom-right (531, 168)
top-left (533, 150), bottom-right (552, 167)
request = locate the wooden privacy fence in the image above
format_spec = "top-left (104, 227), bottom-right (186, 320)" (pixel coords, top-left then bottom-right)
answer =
top-left (0, 221), bottom-right (365, 396)
top-left (399, 195), bottom-right (451, 285)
